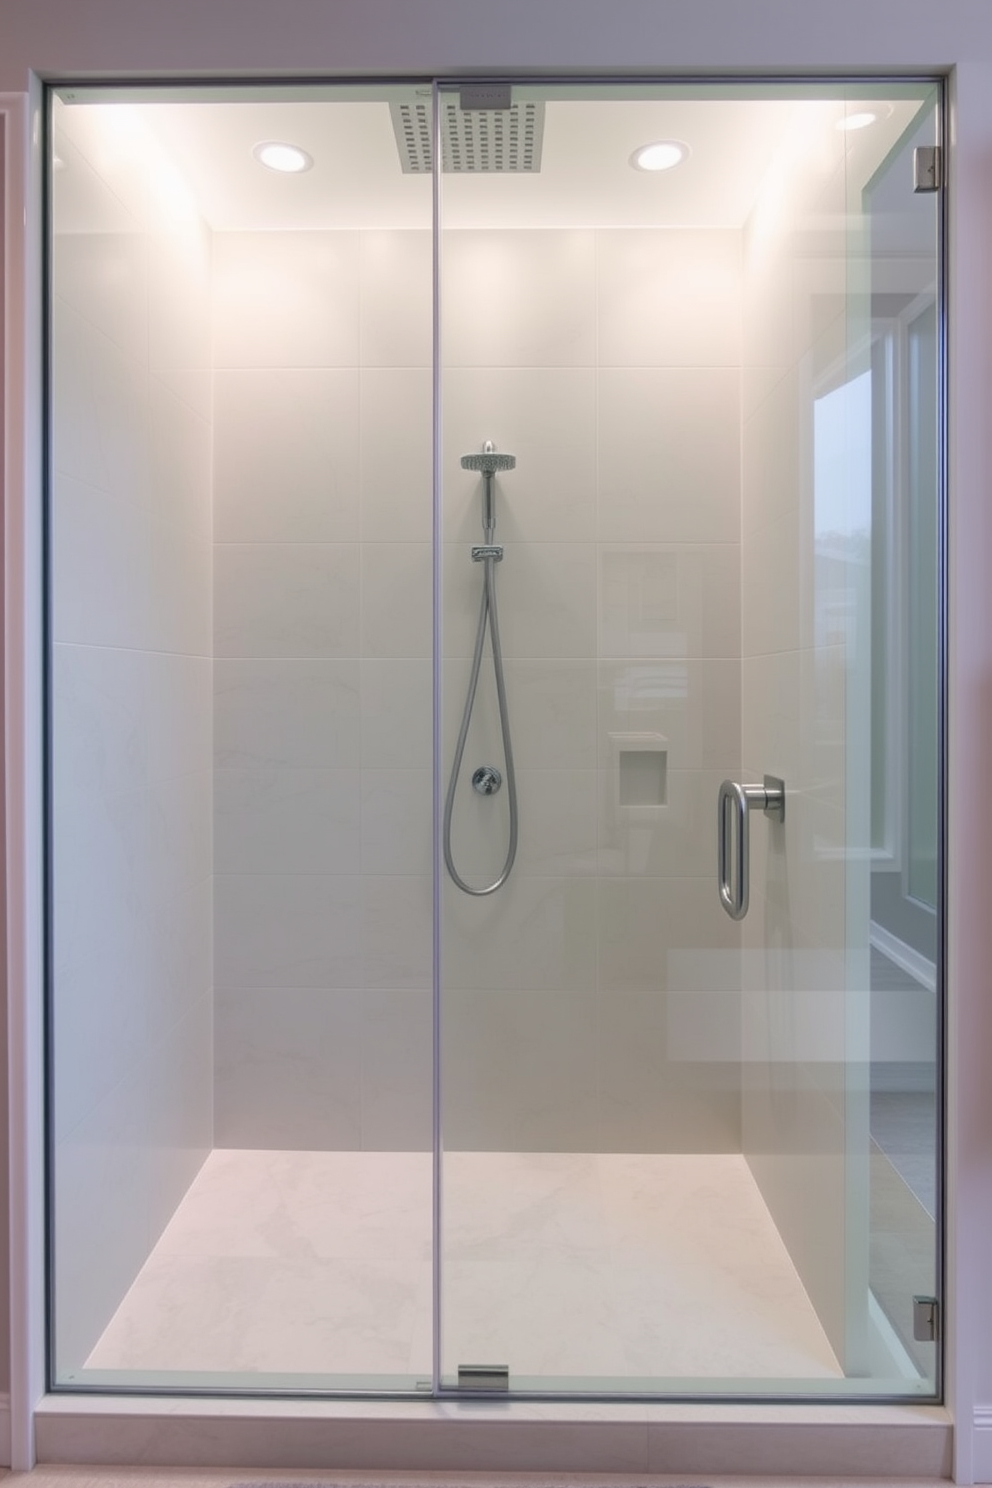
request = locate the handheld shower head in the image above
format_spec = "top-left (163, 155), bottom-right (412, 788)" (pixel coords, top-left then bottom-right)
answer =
top-left (461, 442), bottom-right (516, 541)
top-left (461, 440), bottom-right (517, 477)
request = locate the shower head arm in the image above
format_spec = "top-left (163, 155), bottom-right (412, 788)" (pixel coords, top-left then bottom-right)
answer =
top-left (482, 472), bottom-right (496, 542)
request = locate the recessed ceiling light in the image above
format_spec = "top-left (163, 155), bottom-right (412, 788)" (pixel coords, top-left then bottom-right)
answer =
top-left (253, 141), bottom-right (314, 174)
top-left (630, 140), bottom-right (688, 173)
top-left (836, 112), bottom-right (878, 132)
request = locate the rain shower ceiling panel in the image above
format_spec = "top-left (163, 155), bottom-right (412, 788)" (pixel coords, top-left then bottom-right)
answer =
top-left (390, 95), bottom-right (545, 172)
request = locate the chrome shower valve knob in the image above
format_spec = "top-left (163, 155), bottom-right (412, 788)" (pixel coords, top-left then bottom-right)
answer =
top-left (472, 765), bottom-right (502, 796)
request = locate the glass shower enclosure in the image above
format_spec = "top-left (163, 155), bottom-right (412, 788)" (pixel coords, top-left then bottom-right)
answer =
top-left (46, 77), bottom-right (943, 1399)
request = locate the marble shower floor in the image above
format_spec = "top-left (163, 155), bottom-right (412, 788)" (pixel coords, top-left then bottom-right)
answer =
top-left (85, 1150), bottom-right (842, 1384)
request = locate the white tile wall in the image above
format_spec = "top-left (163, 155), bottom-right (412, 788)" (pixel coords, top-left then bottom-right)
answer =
top-left (212, 231), bottom-right (361, 368)
top-left (213, 370), bottom-right (361, 543)
top-left (441, 229), bottom-right (597, 366)
top-left (215, 768), bottom-right (362, 875)
top-left (213, 222), bottom-right (744, 1153)
top-left (212, 231), bottom-right (435, 1150)
top-left (51, 111), bottom-right (214, 1374)
top-left (214, 542), bottom-right (362, 658)
top-left (595, 229), bottom-right (742, 368)
top-left (214, 658), bottom-right (361, 768)
top-left (215, 873), bottom-right (364, 989)
top-left (596, 368), bottom-right (742, 544)
top-left (215, 986), bottom-right (363, 1149)
top-left (360, 368), bottom-right (433, 542)
top-left (54, 201), bottom-right (750, 1179)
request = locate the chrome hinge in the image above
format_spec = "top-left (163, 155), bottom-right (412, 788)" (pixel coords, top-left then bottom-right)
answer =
top-left (913, 1295), bottom-right (940, 1341)
top-left (914, 145), bottom-right (943, 193)
top-left (460, 84), bottom-right (512, 111)
top-left (457, 1363), bottom-right (510, 1390)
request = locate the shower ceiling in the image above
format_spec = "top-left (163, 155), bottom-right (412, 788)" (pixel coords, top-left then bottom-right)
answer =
top-left (53, 90), bottom-right (923, 233)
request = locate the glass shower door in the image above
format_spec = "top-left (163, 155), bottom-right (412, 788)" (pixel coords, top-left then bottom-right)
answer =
top-left (47, 81), bottom-right (437, 1393)
top-left (437, 79), bottom-right (942, 1398)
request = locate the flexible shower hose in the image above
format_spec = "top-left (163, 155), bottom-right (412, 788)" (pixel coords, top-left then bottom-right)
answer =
top-left (443, 551), bottom-right (518, 895)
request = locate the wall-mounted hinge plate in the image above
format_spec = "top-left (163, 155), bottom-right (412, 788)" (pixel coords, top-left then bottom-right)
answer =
top-left (913, 145), bottom-right (943, 193)
top-left (460, 83), bottom-right (512, 112)
top-left (913, 1294), bottom-right (939, 1341)
top-left (457, 1363), bottom-right (510, 1390)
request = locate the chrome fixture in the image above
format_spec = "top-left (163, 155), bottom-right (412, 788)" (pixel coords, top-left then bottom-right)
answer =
top-left (914, 145), bottom-right (942, 192)
top-left (717, 775), bottom-right (785, 921)
top-left (472, 766), bottom-right (502, 796)
top-left (389, 97), bottom-right (545, 174)
top-left (461, 441), bottom-right (517, 546)
top-left (444, 442), bottom-right (519, 896)
top-left (457, 1363), bottom-right (510, 1391)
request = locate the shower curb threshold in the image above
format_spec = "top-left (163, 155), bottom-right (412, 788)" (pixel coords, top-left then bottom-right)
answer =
top-left (33, 1396), bottom-right (952, 1479)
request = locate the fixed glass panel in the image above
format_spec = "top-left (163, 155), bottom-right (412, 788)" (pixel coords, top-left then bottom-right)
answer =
top-left (437, 80), bottom-right (941, 1397)
top-left (864, 109), bottom-right (940, 1382)
top-left (47, 83), bottom-right (434, 1391)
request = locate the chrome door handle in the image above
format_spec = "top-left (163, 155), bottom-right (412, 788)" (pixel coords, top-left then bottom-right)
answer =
top-left (717, 775), bottom-right (785, 920)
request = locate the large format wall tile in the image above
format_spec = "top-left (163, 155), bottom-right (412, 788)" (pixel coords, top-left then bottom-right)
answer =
top-left (52, 301), bottom-right (152, 502)
top-left (359, 658), bottom-right (432, 769)
top-left (597, 368), bottom-right (742, 544)
top-left (596, 228), bottom-right (742, 368)
top-left (214, 658), bottom-right (360, 770)
top-left (212, 231), bottom-right (361, 368)
top-left (442, 875), bottom-right (599, 993)
top-left (598, 544), bottom-right (741, 662)
top-left (215, 986), bottom-right (363, 1149)
top-left (52, 475), bottom-right (152, 650)
top-left (360, 228), bottom-right (433, 369)
top-left (53, 231), bottom-right (150, 365)
top-left (213, 221), bottom-right (745, 1155)
top-left (215, 767), bottom-right (362, 875)
top-left (597, 876), bottom-right (738, 995)
top-left (360, 989), bottom-right (433, 1151)
top-left (53, 640), bottom-right (150, 800)
top-left (214, 543), bottom-right (361, 658)
top-left (443, 541), bottom-right (598, 661)
top-left (442, 228), bottom-right (597, 367)
top-left (51, 110), bottom-right (214, 1373)
top-left (214, 370), bottom-right (361, 544)
top-left (362, 875), bottom-right (434, 991)
top-left (360, 769), bottom-right (433, 876)
top-left (148, 382), bottom-right (212, 538)
top-left (360, 543), bottom-right (433, 659)
top-left (360, 368), bottom-right (432, 544)
top-left (596, 993), bottom-right (741, 1154)
top-left (214, 873), bottom-right (364, 990)
top-left (441, 991), bottom-right (600, 1152)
